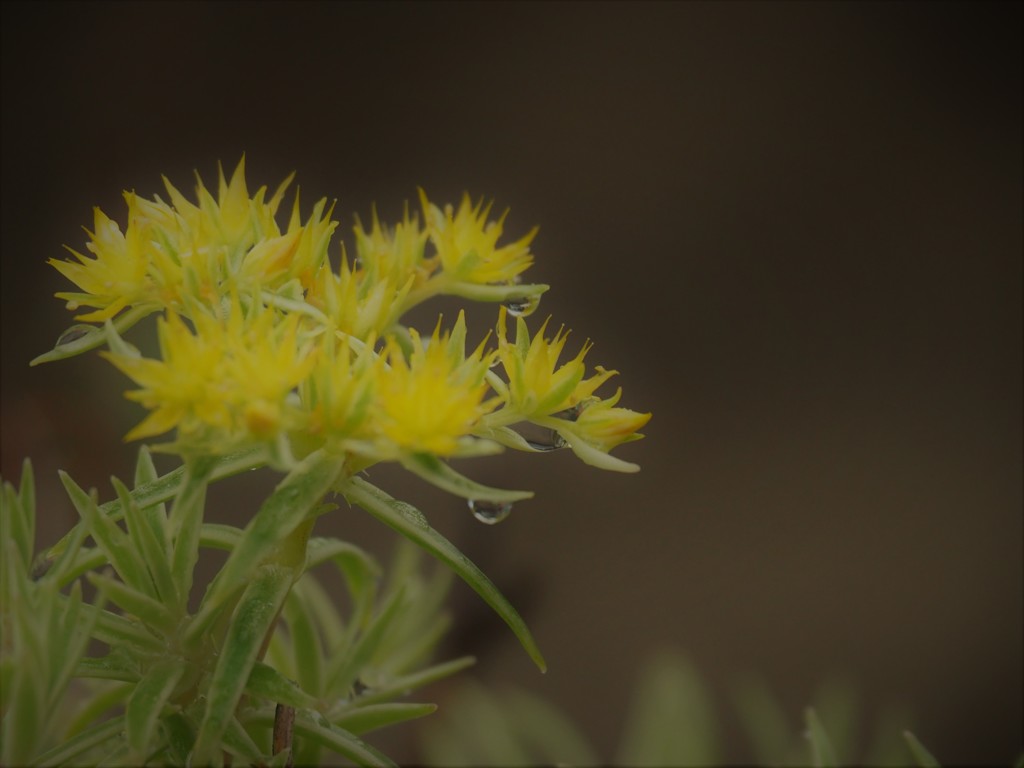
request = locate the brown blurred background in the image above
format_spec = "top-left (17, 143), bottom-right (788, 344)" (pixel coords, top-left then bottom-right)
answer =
top-left (2, 1), bottom-right (1021, 764)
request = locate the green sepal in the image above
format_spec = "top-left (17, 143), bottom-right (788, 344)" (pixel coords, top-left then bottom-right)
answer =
top-left (400, 453), bottom-right (533, 503)
top-left (341, 478), bottom-right (546, 673)
top-left (444, 280), bottom-right (548, 306)
top-left (474, 425), bottom-right (551, 453)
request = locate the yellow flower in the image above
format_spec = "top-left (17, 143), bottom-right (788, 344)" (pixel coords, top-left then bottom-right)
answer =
top-left (50, 196), bottom-right (154, 321)
top-left (102, 310), bottom-right (231, 441)
top-left (419, 189), bottom-right (537, 285)
top-left (551, 389), bottom-right (650, 452)
top-left (50, 157), bottom-right (332, 322)
top-left (352, 205), bottom-right (432, 293)
top-left (374, 312), bottom-right (496, 455)
top-left (299, 333), bottom-right (380, 447)
top-left (492, 306), bottom-right (615, 420)
top-left (306, 257), bottom-right (412, 342)
top-left (102, 298), bottom-right (314, 445)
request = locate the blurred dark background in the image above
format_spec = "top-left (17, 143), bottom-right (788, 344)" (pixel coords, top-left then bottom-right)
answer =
top-left (2, 1), bottom-right (1021, 764)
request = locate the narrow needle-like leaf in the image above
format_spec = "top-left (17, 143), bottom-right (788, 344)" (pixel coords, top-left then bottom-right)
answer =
top-left (342, 477), bottom-right (546, 672)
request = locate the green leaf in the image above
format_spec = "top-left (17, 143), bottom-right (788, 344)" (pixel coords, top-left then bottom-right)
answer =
top-left (341, 477), bottom-right (546, 673)
top-left (282, 586), bottom-right (325, 696)
top-left (421, 681), bottom-right (530, 765)
top-left (309, 537), bottom-right (380, 633)
top-left (48, 582), bottom-right (101, 713)
top-left (732, 676), bottom-right (793, 765)
top-left (39, 447), bottom-right (266, 578)
top-left (192, 564), bottom-right (294, 763)
top-left (222, 714), bottom-right (268, 764)
top-left (79, 601), bottom-right (164, 653)
top-left (335, 703), bottom-right (437, 735)
top-left (399, 453), bottom-right (533, 502)
top-left (126, 657), bottom-right (187, 758)
top-left (86, 571), bottom-right (177, 634)
top-left (903, 730), bottom-right (941, 768)
top-left (160, 713), bottom-right (195, 766)
top-left (326, 586), bottom-right (407, 697)
top-left (115, 475), bottom-right (177, 606)
top-left (504, 686), bottom-right (600, 765)
top-left (246, 661), bottom-right (321, 710)
top-left (29, 303), bottom-right (157, 365)
top-left (2, 640), bottom-right (42, 766)
top-left (357, 656), bottom-right (476, 706)
top-left (186, 450), bottom-right (344, 646)
top-left (805, 707), bottom-right (839, 768)
top-left (7, 459), bottom-right (36, 565)
top-left (290, 711), bottom-right (396, 768)
top-left (616, 650), bottom-right (719, 766)
top-left (31, 715), bottom-right (127, 767)
top-left (64, 682), bottom-right (133, 740)
top-left (199, 522), bottom-right (244, 551)
top-left (59, 471), bottom-right (153, 597)
top-left (169, 456), bottom-right (217, 610)
top-left (76, 656), bottom-right (141, 683)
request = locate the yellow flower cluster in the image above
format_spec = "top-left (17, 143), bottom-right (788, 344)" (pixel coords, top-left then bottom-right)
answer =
top-left (42, 159), bottom-right (650, 473)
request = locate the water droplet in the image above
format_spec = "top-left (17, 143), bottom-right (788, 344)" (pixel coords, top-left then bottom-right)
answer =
top-left (56, 325), bottom-right (96, 347)
top-left (516, 421), bottom-right (566, 451)
top-left (468, 499), bottom-right (513, 525)
top-left (504, 296), bottom-right (539, 317)
top-left (552, 399), bottom-right (596, 422)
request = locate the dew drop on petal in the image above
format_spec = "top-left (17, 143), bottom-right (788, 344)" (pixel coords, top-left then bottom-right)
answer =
top-left (503, 296), bottom-right (538, 317)
top-left (56, 324), bottom-right (96, 347)
top-left (468, 499), bottom-right (513, 525)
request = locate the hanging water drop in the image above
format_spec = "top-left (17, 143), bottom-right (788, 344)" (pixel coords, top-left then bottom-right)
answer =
top-left (503, 295), bottom-right (539, 318)
top-left (516, 421), bottom-right (566, 451)
top-left (56, 324), bottom-right (96, 347)
top-left (468, 499), bottom-right (513, 525)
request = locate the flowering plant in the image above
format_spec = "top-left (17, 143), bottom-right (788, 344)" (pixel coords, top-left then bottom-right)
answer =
top-left (1, 159), bottom-right (648, 765)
